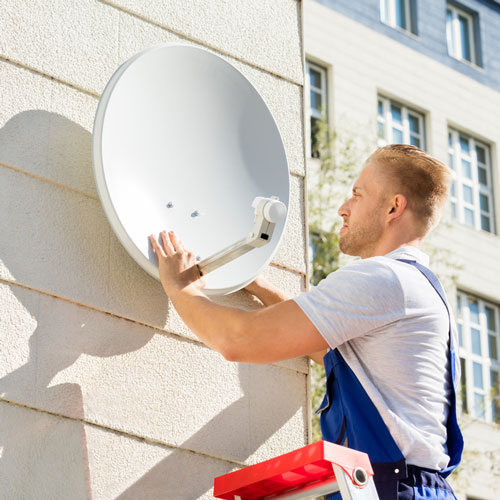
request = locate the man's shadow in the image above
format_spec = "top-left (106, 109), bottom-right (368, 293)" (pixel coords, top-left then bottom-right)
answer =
top-left (116, 361), bottom-right (305, 500)
top-left (0, 281), bottom-right (155, 499)
top-left (0, 110), bottom-right (307, 498)
top-left (0, 110), bottom-right (159, 498)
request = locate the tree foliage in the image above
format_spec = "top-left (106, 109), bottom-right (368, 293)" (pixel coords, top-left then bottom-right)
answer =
top-left (308, 117), bottom-right (372, 441)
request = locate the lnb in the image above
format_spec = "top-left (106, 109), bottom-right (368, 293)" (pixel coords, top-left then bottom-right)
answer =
top-left (252, 196), bottom-right (287, 224)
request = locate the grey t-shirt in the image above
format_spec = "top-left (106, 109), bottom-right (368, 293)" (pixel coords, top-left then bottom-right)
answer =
top-left (294, 246), bottom-right (457, 470)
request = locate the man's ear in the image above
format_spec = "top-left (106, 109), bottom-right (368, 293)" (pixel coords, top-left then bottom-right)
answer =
top-left (388, 194), bottom-right (407, 220)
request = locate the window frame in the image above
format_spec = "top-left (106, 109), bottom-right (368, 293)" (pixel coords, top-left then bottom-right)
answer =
top-left (448, 128), bottom-right (495, 234)
top-left (446, 3), bottom-right (477, 65)
top-left (457, 291), bottom-right (500, 424)
top-left (380, 0), bottom-right (415, 34)
top-left (306, 60), bottom-right (328, 159)
top-left (377, 95), bottom-right (426, 149)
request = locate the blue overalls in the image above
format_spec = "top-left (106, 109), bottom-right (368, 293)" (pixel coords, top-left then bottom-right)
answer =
top-left (317, 260), bottom-right (464, 500)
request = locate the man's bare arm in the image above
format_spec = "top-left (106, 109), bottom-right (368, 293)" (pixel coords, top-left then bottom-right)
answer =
top-left (149, 231), bottom-right (328, 364)
top-left (170, 289), bottom-right (328, 363)
top-left (308, 349), bottom-right (328, 364)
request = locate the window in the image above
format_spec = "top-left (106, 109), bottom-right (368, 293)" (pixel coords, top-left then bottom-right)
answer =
top-left (457, 292), bottom-right (500, 424)
top-left (380, 0), bottom-right (416, 34)
top-left (448, 129), bottom-right (494, 233)
top-left (446, 4), bottom-right (478, 64)
top-left (377, 96), bottom-right (425, 148)
top-left (306, 61), bottom-right (328, 158)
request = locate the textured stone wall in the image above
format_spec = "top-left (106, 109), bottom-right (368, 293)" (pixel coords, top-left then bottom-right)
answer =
top-left (0, 1), bottom-right (309, 498)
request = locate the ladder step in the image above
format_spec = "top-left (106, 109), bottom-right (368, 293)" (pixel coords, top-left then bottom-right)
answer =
top-left (213, 440), bottom-right (377, 500)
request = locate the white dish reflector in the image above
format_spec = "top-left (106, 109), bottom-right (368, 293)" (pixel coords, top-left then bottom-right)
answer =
top-left (92, 44), bottom-right (290, 295)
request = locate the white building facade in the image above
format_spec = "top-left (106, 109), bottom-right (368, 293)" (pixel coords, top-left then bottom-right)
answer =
top-left (304, 0), bottom-right (500, 498)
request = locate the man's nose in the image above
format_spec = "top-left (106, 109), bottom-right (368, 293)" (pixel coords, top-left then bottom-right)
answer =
top-left (338, 200), bottom-right (350, 218)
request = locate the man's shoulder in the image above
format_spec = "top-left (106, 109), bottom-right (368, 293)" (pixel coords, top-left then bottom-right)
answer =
top-left (319, 256), bottom-right (405, 303)
top-left (327, 254), bottom-right (428, 301)
top-left (336, 255), bottom-right (403, 281)
top-left (338, 250), bottom-right (429, 281)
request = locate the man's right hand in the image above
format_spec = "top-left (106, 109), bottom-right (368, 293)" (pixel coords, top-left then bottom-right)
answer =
top-left (245, 275), bottom-right (291, 306)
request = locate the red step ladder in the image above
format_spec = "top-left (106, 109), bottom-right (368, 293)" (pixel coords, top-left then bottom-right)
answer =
top-left (213, 441), bottom-right (380, 500)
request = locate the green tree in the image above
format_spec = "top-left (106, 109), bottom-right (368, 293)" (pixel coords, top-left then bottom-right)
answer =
top-left (308, 116), bottom-right (372, 441)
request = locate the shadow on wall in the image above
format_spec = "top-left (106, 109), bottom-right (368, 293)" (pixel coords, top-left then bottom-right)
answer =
top-left (0, 282), bottom-right (155, 499)
top-left (116, 361), bottom-right (305, 500)
top-left (0, 110), bottom-right (172, 329)
top-left (0, 110), bottom-right (95, 195)
top-left (0, 111), bottom-right (306, 499)
top-left (0, 110), bottom-right (153, 498)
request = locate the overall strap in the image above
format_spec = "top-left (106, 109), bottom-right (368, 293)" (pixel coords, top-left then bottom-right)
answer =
top-left (320, 348), bottom-right (407, 500)
top-left (397, 258), bottom-right (464, 476)
top-left (397, 261), bottom-right (454, 341)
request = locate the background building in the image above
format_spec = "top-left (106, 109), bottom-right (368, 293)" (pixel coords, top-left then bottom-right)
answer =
top-left (304, 0), bottom-right (500, 498)
top-left (0, 1), bottom-right (309, 498)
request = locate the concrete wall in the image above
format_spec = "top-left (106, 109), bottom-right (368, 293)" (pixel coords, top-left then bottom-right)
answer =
top-left (305, 1), bottom-right (500, 498)
top-left (0, 1), bottom-right (309, 498)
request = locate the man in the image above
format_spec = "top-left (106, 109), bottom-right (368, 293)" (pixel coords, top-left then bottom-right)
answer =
top-left (149, 144), bottom-right (463, 500)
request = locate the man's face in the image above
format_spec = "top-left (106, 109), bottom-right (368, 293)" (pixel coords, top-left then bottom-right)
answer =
top-left (337, 162), bottom-right (389, 258)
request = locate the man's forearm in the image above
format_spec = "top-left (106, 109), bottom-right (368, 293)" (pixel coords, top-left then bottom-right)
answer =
top-left (169, 288), bottom-right (250, 359)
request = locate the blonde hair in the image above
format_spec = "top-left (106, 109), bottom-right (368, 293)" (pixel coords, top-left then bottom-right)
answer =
top-left (367, 144), bottom-right (451, 236)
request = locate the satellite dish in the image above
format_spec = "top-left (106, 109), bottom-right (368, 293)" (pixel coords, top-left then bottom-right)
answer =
top-left (93, 43), bottom-right (290, 296)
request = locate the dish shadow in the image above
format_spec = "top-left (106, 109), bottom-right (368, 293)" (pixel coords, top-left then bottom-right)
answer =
top-left (0, 110), bottom-right (158, 497)
top-left (0, 109), bottom-right (307, 499)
